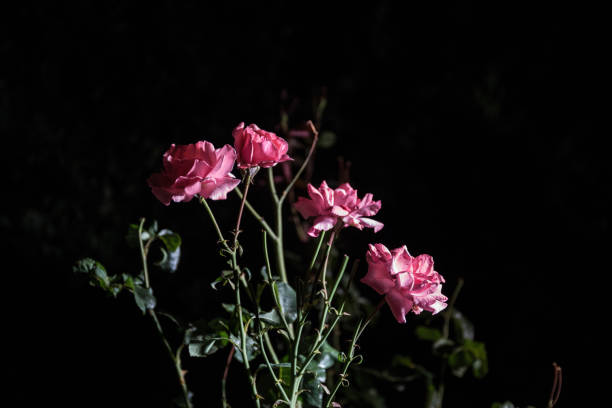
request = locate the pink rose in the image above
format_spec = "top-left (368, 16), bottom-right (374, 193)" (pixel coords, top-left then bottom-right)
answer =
top-left (294, 181), bottom-right (384, 237)
top-left (147, 141), bottom-right (240, 205)
top-left (232, 122), bottom-right (292, 168)
top-left (361, 244), bottom-right (447, 323)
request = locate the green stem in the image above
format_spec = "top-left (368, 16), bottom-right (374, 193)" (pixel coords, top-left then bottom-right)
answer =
top-left (202, 183), bottom-right (261, 407)
top-left (307, 231), bottom-right (327, 274)
top-left (317, 254), bottom-right (348, 340)
top-left (291, 305), bottom-right (345, 408)
top-left (325, 299), bottom-right (384, 408)
top-left (442, 278), bottom-right (464, 339)
top-left (257, 325), bottom-right (291, 404)
top-left (267, 168), bottom-right (288, 283)
top-left (233, 172), bottom-right (253, 249)
top-left (137, 218), bottom-right (191, 407)
top-left (278, 120), bottom-right (319, 205)
top-left (137, 218), bottom-right (150, 288)
top-left (199, 197), bottom-right (232, 252)
top-left (235, 188), bottom-right (278, 241)
top-left (435, 278), bottom-right (464, 408)
top-left (149, 309), bottom-right (192, 408)
top-left (233, 250), bottom-right (261, 408)
top-left (298, 302), bottom-right (345, 378)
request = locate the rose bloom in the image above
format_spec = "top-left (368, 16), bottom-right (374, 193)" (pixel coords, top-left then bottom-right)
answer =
top-left (294, 181), bottom-right (384, 237)
top-left (147, 141), bottom-right (240, 205)
top-left (232, 122), bottom-right (292, 168)
top-left (361, 244), bottom-right (447, 323)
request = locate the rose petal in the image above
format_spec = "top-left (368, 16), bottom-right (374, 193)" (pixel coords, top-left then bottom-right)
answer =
top-left (385, 289), bottom-right (413, 324)
top-left (200, 176), bottom-right (241, 201)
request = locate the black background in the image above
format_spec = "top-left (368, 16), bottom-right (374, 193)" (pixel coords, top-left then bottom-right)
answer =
top-left (3, 1), bottom-right (608, 407)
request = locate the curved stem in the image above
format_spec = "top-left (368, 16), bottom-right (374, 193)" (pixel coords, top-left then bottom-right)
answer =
top-left (137, 219), bottom-right (191, 407)
top-left (233, 172), bottom-right (253, 249)
top-left (234, 188), bottom-right (278, 241)
top-left (442, 278), bottom-right (464, 339)
top-left (199, 198), bottom-right (231, 252)
top-left (138, 218), bottom-right (151, 288)
top-left (279, 120), bottom-right (319, 205)
top-left (325, 299), bottom-right (384, 408)
top-left (149, 309), bottom-right (192, 408)
top-left (267, 168), bottom-right (289, 285)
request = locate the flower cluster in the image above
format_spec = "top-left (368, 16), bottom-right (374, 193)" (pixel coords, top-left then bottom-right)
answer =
top-left (148, 123), bottom-right (291, 205)
top-left (361, 244), bottom-right (447, 323)
top-left (147, 122), bottom-right (446, 324)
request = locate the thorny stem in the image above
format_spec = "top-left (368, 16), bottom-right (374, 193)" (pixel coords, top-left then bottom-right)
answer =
top-left (201, 183), bottom-right (261, 408)
top-left (231, 173), bottom-right (261, 408)
top-left (137, 219), bottom-right (191, 408)
top-left (290, 304), bottom-right (346, 408)
top-left (325, 298), bottom-right (385, 408)
top-left (232, 249), bottom-right (261, 408)
top-left (149, 309), bottom-right (192, 408)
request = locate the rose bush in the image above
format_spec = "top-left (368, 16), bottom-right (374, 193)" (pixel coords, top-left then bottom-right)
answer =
top-left (361, 243), bottom-right (448, 323)
top-left (232, 122), bottom-right (292, 168)
top-left (147, 141), bottom-right (240, 205)
top-left (294, 180), bottom-right (384, 237)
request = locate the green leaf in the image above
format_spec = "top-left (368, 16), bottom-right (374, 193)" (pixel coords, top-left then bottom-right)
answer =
top-left (318, 341), bottom-right (340, 369)
top-left (464, 340), bottom-right (488, 378)
top-left (73, 258), bottom-right (125, 297)
top-left (302, 368), bottom-right (325, 408)
top-left (432, 338), bottom-right (455, 355)
top-left (274, 282), bottom-right (298, 324)
top-left (188, 335), bottom-right (219, 357)
top-left (133, 286), bottom-right (156, 314)
top-left (211, 270), bottom-right (234, 290)
top-left (148, 220), bottom-right (159, 236)
top-left (415, 326), bottom-right (442, 342)
top-left (231, 333), bottom-right (259, 363)
top-left (158, 229), bottom-right (182, 252)
top-left (448, 348), bottom-right (474, 377)
top-left (452, 309), bottom-right (474, 342)
top-left (187, 320), bottom-right (229, 357)
top-left (447, 339), bottom-right (488, 379)
top-left (259, 309), bottom-right (283, 327)
top-left (157, 230), bottom-right (181, 272)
